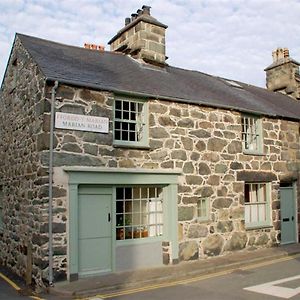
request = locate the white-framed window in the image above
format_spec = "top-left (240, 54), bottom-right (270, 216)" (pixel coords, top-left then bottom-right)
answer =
top-left (244, 182), bottom-right (271, 228)
top-left (116, 186), bottom-right (163, 240)
top-left (197, 198), bottom-right (209, 221)
top-left (114, 97), bottom-right (148, 147)
top-left (0, 187), bottom-right (3, 230)
top-left (241, 115), bottom-right (263, 154)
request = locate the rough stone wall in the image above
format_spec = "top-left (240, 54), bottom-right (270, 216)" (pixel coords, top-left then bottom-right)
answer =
top-left (1, 42), bottom-right (299, 284)
top-left (0, 37), bottom-right (50, 288)
top-left (110, 20), bottom-right (166, 64)
top-left (43, 85), bottom-right (300, 277)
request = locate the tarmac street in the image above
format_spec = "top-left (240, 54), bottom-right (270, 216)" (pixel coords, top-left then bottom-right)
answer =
top-left (96, 255), bottom-right (300, 300)
top-left (1, 244), bottom-right (300, 299)
top-left (0, 272), bottom-right (32, 300)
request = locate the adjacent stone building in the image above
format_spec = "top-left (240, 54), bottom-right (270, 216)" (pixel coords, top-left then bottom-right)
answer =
top-left (0, 5), bottom-right (300, 289)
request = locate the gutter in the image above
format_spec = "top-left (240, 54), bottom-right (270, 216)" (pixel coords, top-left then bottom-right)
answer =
top-left (49, 80), bottom-right (58, 286)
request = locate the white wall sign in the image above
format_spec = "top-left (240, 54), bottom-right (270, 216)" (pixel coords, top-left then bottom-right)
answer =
top-left (55, 112), bottom-right (109, 133)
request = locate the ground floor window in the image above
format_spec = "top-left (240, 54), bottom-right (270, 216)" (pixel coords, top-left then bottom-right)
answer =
top-left (116, 186), bottom-right (163, 240)
top-left (245, 182), bottom-right (271, 228)
top-left (197, 197), bottom-right (209, 221)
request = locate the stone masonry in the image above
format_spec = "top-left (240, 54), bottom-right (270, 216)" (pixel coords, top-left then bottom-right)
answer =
top-left (0, 37), bottom-right (50, 288)
top-left (109, 6), bottom-right (167, 65)
top-left (0, 36), bottom-right (300, 288)
top-left (46, 85), bottom-right (299, 277)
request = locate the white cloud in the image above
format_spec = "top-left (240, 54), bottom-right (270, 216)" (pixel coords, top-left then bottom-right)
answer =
top-left (1, 0), bottom-right (300, 87)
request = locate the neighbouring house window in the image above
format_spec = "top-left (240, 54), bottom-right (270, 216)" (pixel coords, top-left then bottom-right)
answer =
top-left (241, 115), bottom-right (263, 154)
top-left (0, 187), bottom-right (3, 230)
top-left (197, 198), bottom-right (209, 221)
top-left (244, 183), bottom-right (271, 228)
top-left (114, 98), bottom-right (148, 147)
top-left (116, 186), bottom-right (163, 240)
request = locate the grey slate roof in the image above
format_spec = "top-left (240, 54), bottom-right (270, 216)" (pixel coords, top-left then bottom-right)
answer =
top-left (17, 33), bottom-right (300, 120)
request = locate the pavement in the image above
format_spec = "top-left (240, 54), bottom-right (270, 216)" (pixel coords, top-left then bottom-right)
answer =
top-left (50, 243), bottom-right (300, 299)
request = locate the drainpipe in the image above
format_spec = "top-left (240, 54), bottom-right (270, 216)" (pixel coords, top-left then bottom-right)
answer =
top-left (49, 80), bottom-right (58, 286)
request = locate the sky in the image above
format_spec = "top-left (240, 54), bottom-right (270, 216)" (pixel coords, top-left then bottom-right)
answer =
top-left (1, 0), bottom-right (300, 87)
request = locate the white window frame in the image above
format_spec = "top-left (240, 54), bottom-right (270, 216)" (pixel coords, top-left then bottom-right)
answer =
top-left (242, 115), bottom-right (263, 155)
top-left (113, 97), bottom-right (148, 148)
top-left (197, 198), bottom-right (210, 221)
top-left (116, 186), bottom-right (164, 240)
top-left (244, 182), bottom-right (272, 228)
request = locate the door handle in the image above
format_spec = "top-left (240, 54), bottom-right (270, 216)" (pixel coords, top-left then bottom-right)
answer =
top-left (292, 216), bottom-right (294, 221)
top-left (108, 213), bottom-right (111, 222)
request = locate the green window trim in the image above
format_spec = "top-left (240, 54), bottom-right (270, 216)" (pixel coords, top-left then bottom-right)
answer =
top-left (113, 96), bottom-right (149, 148)
top-left (244, 182), bottom-right (272, 229)
top-left (65, 167), bottom-right (180, 277)
top-left (242, 114), bottom-right (264, 155)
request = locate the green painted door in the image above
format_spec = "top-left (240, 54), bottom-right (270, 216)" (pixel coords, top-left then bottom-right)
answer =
top-left (78, 187), bottom-right (112, 276)
top-left (280, 186), bottom-right (296, 245)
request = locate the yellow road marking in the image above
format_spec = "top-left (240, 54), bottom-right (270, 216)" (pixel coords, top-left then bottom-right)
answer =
top-left (0, 271), bottom-right (44, 300)
top-left (0, 272), bottom-right (21, 291)
top-left (89, 253), bottom-right (300, 299)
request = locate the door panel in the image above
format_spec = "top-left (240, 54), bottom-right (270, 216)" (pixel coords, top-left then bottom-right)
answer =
top-left (78, 191), bottom-right (112, 276)
top-left (280, 187), bottom-right (296, 245)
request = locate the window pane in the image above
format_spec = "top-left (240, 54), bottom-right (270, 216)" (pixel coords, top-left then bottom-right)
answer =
top-left (123, 101), bottom-right (129, 111)
top-left (115, 100), bottom-right (122, 110)
top-left (116, 187), bottom-right (163, 240)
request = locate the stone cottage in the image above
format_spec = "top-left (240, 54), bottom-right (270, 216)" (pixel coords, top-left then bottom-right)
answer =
top-left (0, 5), bottom-right (300, 288)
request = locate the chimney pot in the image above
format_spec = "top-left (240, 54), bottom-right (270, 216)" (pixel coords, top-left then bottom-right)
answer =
top-left (283, 48), bottom-right (289, 58)
top-left (131, 13), bottom-right (138, 21)
top-left (125, 17), bottom-right (131, 25)
top-left (137, 9), bottom-right (142, 16)
top-left (142, 5), bottom-right (151, 15)
top-left (84, 43), bottom-right (105, 51)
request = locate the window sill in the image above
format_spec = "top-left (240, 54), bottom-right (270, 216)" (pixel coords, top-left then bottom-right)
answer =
top-left (245, 224), bottom-right (273, 230)
top-left (197, 218), bottom-right (210, 223)
top-left (242, 150), bottom-right (265, 156)
top-left (113, 143), bottom-right (150, 150)
top-left (116, 235), bottom-right (164, 245)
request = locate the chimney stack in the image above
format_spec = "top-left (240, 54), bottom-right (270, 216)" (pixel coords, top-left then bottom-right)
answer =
top-left (265, 48), bottom-right (300, 100)
top-left (108, 5), bottom-right (168, 66)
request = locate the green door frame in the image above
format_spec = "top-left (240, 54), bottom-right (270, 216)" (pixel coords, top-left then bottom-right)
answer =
top-left (65, 167), bottom-right (180, 281)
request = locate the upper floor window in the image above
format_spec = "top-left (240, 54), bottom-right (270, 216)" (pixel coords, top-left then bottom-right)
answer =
top-left (114, 97), bottom-right (148, 147)
top-left (244, 182), bottom-right (271, 228)
top-left (242, 115), bottom-right (263, 154)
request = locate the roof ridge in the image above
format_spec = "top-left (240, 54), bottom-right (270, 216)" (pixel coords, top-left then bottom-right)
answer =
top-left (16, 33), bottom-right (126, 57)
